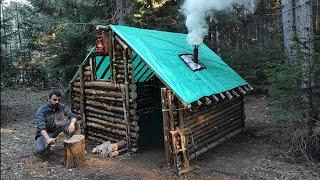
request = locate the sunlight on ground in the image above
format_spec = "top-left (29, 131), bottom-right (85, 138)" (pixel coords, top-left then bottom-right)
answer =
top-left (1, 128), bottom-right (15, 133)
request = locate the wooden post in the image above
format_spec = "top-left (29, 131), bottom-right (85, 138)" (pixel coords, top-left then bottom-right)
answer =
top-left (161, 88), bottom-right (173, 165)
top-left (79, 65), bottom-right (86, 134)
top-left (167, 90), bottom-right (180, 167)
top-left (70, 81), bottom-right (74, 112)
top-left (178, 101), bottom-right (185, 127)
top-left (111, 31), bottom-right (116, 83)
top-left (123, 49), bottom-right (131, 151)
top-left (108, 30), bottom-right (114, 83)
top-left (89, 56), bottom-right (96, 81)
top-left (64, 134), bottom-right (86, 169)
top-left (121, 86), bottom-right (131, 151)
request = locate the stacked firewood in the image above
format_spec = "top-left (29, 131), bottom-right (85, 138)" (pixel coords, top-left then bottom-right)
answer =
top-left (92, 140), bottom-right (128, 157)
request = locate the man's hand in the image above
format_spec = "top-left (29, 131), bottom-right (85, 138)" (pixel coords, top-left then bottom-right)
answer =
top-left (41, 130), bottom-right (55, 146)
top-left (68, 123), bottom-right (75, 134)
top-left (68, 117), bottom-right (77, 134)
top-left (46, 137), bottom-right (55, 146)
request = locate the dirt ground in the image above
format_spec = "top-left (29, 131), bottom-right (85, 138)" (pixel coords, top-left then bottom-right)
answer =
top-left (1, 88), bottom-right (319, 179)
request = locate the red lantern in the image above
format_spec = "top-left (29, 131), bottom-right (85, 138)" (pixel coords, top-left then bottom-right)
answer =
top-left (95, 34), bottom-right (105, 55)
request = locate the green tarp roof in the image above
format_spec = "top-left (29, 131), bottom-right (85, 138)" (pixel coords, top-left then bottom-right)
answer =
top-left (110, 25), bottom-right (248, 104)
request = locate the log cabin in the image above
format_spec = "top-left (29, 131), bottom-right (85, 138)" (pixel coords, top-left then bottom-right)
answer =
top-left (69, 25), bottom-right (253, 174)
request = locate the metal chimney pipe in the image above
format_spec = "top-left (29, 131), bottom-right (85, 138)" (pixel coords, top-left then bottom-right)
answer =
top-left (193, 46), bottom-right (199, 64)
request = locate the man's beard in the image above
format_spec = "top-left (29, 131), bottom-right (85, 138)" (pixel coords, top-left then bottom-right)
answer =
top-left (51, 104), bottom-right (58, 110)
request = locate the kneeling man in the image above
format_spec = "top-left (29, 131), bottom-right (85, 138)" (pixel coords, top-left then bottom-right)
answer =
top-left (34, 90), bottom-right (80, 154)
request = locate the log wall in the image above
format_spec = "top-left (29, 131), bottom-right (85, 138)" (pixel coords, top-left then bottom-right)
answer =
top-left (185, 96), bottom-right (245, 160)
top-left (70, 30), bottom-right (139, 150)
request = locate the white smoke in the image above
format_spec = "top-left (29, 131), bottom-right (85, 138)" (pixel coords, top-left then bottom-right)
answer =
top-left (181, 0), bottom-right (255, 46)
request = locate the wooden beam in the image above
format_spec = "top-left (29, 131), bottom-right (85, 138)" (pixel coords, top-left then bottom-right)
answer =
top-left (79, 65), bottom-right (86, 134)
top-left (161, 88), bottom-right (173, 166)
top-left (238, 87), bottom-right (246, 95)
top-left (219, 93), bottom-right (226, 99)
top-left (204, 97), bottom-right (212, 105)
top-left (108, 30), bottom-right (114, 83)
top-left (212, 95), bottom-right (220, 102)
top-left (225, 91), bottom-right (233, 100)
top-left (247, 84), bottom-right (254, 90)
top-left (115, 36), bottom-right (128, 49)
top-left (231, 90), bottom-right (240, 98)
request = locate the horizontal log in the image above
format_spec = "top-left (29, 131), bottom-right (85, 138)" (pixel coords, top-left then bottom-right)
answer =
top-left (186, 98), bottom-right (242, 120)
top-left (109, 148), bottom-right (127, 157)
top-left (186, 101), bottom-right (242, 126)
top-left (86, 99), bottom-right (124, 113)
top-left (86, 106), bottom-right (124, 119)
top-left (188, 121), bottom-right (243, 152)
top-left (87, 129), bottom-right (138, 145)
top-left (189, 111), bottom-right (243, 136)
top-left (116, 74), bottom-right (134, 80)
top-left (86, 106), bottom-right (139, 122)
top-left (76, 76), bottom-right (91, 81)
top-left (84, 71), bottom-right (91, 76)
top-left (117, 69), bottom-right (133, 75)
top-left (188, 98), bottom-right (242, 118)
top-left (87, 122), bottom-right (139, 139)
top-left (86, 115), bottom-right (139, 132)
top-left (72, 87), bottom-right (122, 97)
top-left (188, 105), bottom-right (243, 129)
top-left (108, 140), bottom-right (127, 152)
top-left (113, 64), bottom-right (134, 69)
top-left (190, 116), bottom-right (243, 142)
top-left (85, 66), bottom-right (91, 71)
top-left (74, 81), bottom-right (122, 90)
top-left (189, 128), bottom-right (243, 160)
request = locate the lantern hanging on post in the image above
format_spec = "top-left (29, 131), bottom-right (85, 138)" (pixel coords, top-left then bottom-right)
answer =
top-left (95, 34), bottom-right (105, 55)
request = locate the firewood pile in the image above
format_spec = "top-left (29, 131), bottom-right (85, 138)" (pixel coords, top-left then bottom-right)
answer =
top-left (92, 140), bottom-right (128, 157)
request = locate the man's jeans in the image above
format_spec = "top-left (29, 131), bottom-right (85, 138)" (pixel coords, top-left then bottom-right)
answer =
top-left (35, 119), bottom-right (71, 154)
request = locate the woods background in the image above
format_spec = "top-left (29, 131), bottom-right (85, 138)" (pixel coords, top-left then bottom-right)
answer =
top-left (1, 0), bottom-right (319, 164)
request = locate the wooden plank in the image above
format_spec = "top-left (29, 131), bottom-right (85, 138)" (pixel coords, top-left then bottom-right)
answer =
top-left (161, 88), bottom-right (173, 165)
top-left (108, 30), bottom-right (114, 83)
top-left (123, 49), bottom-right (131, 151)
top-left (89, 56), bottom-right (96, 81)
top-left (79, 65), bottom-right (86, 134)
top-left (115, 35), bottom-right (128, 49)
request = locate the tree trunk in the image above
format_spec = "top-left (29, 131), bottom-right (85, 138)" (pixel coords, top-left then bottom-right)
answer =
top-left (281, 0), bottom-right (296, 59)
top-left (295, 0), bottom-right (314, 103)
top-left (116, 0), bottom-right (125, 25)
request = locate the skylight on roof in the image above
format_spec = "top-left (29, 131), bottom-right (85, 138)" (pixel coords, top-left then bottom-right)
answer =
top-left (179, 54), bottom-right (206, 71)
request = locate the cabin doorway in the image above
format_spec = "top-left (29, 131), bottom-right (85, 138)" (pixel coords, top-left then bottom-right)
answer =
top-left (136, 78), bottom-right (164, 150)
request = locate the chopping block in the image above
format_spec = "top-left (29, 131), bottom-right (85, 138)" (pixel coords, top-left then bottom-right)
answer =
top-left (64, 134), bottom-right (85, 169)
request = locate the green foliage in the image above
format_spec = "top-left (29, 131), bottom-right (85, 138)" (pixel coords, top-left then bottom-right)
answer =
top-left (222, 42), bottom-right (283, 89)
top-left (266, 34), bottom-right (320, 126)
top-left (127, 0), bottom-right (185, 32)
top-left (265, 62), bottom-right (304, 124)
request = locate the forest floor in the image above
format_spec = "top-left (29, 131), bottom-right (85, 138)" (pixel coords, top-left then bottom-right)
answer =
top-left (1, 87), bottom-right (319, 180)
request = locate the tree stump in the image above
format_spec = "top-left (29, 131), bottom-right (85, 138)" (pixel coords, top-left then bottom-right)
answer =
top-left (64, 134), bottom-right (85, 169)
